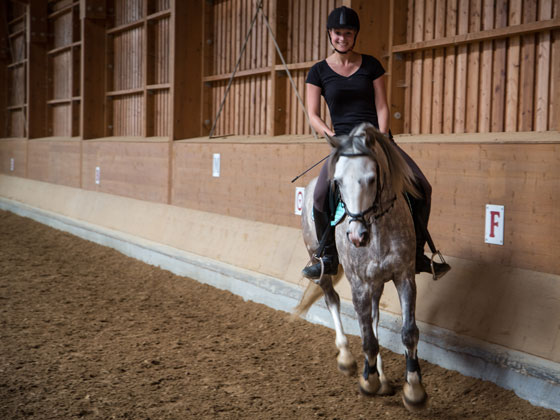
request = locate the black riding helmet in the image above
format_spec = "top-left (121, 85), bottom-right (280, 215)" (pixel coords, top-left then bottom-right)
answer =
top-left (327, 6), bottom-right (360, 54)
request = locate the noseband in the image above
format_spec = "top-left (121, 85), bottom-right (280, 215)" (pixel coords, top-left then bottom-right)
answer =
top-left (337, 152), bottom-right (397, 227)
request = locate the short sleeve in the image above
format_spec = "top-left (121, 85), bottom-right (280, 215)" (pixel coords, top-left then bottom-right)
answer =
top-left (306, 63), bottom-right (322, 87)
top-left (365, 55), bottom-right (385, 81)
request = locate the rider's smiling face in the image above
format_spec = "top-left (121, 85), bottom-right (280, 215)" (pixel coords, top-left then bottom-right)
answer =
top-left (329, 28), bottom-right (357, 52)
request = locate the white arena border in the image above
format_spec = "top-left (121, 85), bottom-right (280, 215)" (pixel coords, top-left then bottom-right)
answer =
top-left (1, 197), bottom-right (559, 413)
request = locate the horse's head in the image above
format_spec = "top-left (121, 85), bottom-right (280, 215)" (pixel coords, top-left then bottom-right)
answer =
top-left (326, 123), bottom-right (419, 248)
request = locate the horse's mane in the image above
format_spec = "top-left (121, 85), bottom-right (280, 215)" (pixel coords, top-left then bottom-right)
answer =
top-left (328, 123), bottom-right (421, 198)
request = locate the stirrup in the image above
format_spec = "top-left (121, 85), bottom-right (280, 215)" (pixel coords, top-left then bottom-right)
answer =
top-left (303, 254), bottom-right (326, 284)
top-left (430, 251), bottom-right (450, 280)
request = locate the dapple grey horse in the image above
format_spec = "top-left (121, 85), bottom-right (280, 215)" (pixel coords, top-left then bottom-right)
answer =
top-left (294, 123), bottom-right (428, 411)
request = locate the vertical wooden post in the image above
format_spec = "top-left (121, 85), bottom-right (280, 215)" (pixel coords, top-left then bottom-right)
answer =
top-left (0, 3), bottom-right (8, 137)
top-left (491, 0), bottom-right (507, 132)
top-left (518, 0), bottom-right (537, 131)
top-left (81, 0), bottom-right (106, 139)
top-left (535, 0), bottom-right (552, 131)
top-left (201, 0), bottom-right (213, 137)
top-left (505, 0), bottom-right (522, 132)
top-left (27, 0), bottom-right (47, 139)
top-left (389, 0), bottom-right (409, 135)
top-left (171, 0), bottom-right (202, 140)
top-left (431, 0), bottom-right (446, 133)
top-left (478, 0), bottom-right (494, 132)
top-left (143, 0), bottom-right (150, 137)
top-left (443, 0), bottom-right (456, 134)
top-left (267, 0), bottom-right (287, 136)
top-left (421, 0), bottom-right (434, 134)
top-left (453, 0), bottom-right (468, 133)
top-left (410, 0), bottom-right (423, 134)
top-left (465, 0), bottom-right (481, 133)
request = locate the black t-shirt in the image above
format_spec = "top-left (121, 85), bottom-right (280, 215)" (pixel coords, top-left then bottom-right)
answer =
top-left (306, 54), bottom-right (385, 135)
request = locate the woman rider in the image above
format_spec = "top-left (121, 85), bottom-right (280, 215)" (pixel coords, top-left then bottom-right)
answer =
top-left (302, 6), bottom-right (450, 280)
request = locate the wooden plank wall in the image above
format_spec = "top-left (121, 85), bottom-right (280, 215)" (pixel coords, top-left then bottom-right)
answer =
top-left (47, 0), bottom-right (80, 138)
top-left (106, 0), bottom-right (171, 137)
top-left (397, 0), bottom-right (560, 135)
top-left (5, 2), bottom-right (27, 138)
top-left (204, 0), bottom-right (342, 137)
top-left (285, 0), bottom-right (340, 135)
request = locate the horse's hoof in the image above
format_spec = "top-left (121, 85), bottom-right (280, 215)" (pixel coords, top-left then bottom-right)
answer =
top-left (376, 379), bottom-right (394, 396)
top-left (358, 373), bottom-right (381, 396)
top-left (337, 350), bottom-right (357, 376)
top-left (338, 360), bottom-right (357, 376)
top-left (402, 382), bottom-right (428, 411)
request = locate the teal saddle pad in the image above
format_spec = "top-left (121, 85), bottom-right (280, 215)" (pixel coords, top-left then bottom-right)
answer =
top-left (311, 201), bottom-right (346, 226)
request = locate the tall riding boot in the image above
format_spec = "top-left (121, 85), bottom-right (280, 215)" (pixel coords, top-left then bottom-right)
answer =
top-left (408, 193), bottom-right (450, 279)
top-left (302, 209), bottom-right (339, 280)
top-left (413, 215), bottom-right (451, 279)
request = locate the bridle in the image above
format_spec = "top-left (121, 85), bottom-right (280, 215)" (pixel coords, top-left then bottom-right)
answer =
top-left (336, 152), bottom-right (397, 227)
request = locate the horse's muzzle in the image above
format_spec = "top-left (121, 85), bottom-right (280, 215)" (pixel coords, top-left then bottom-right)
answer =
top-left (347, 223), bottom-right (369, 247)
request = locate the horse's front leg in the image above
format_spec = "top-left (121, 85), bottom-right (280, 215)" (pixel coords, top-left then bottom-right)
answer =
top-left (371, 283), bottom-right (394, 395)
top-left (317, 274), bottom-right (356, 375)
top-left (350, 284), bottom-right (381, 395)
top-left (394, 274), bottom-right (428, 411)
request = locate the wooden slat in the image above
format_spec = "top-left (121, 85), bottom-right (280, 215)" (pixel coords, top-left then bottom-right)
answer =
top-left (430, 0), bottom-right (445, 133)
top-left (410, 0), bottom-right (423, 134)
top-left (420, 0), bottom-right (434, 134)
top-left (491, 0), bottom-right (507, 132)
top-left (465, 0), bottom-right (481, 133)
top-left (520, 0), bottom-right (536, 133)
top-left (454, 0), bottom-right (469, 133)
top-left (403, 0), bottom-right (413, 134)
top-left (535, 0), bottom-right (553, 130)
top-left (478, 0), bottom-right (494, 132)
top-left (551, 6), bottom-right (560, 130)
top-left (443, 0), bottom-right (456, 134)
top-left (505, 0), bottom-right (522, 132)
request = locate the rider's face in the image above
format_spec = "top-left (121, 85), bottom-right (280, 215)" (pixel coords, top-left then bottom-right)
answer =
top-left (329, 28), bottom-right (357, 52)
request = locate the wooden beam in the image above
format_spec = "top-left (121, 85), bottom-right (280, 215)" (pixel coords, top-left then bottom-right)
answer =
top-left (171, 0), bottom-right (202, 140)
top-left (27, 0), bottom-right (48, 139)
top-left (392, 17), bottom-right (560, 53)
top-left (267, 0), bottom-right (288, 136)
top-left (81, 0), bottom-right (106, 140)
top-left (0, 2), bottom-right (8, 137)
top-left (200, 0), bottom-right (213, 136)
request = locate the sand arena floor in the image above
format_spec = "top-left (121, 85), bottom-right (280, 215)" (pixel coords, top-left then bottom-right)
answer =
top-left (0, 210), bottom-right (558, 419)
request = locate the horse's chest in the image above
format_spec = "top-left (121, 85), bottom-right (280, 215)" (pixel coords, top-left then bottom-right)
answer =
top-left (342, 246), bottom-right (400, 280)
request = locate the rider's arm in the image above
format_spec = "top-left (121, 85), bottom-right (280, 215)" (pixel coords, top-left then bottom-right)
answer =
top-left (306, 83), bottom-right (335, 137)
top-left (373, 75), bottom-right (389, 134)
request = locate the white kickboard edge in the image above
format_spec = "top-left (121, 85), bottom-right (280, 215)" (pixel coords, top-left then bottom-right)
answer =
top-left (1, 197), bottom-right (558, 413)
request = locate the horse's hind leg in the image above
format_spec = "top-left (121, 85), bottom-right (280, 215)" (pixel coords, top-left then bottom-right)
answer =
top-left (394, 274), bottom-right (428, 411)
top-left (319, 274), bottom-right (356, 375)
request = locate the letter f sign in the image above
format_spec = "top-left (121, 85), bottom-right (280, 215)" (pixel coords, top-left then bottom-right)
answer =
top-left (485, 205), bottom-right (504, 245)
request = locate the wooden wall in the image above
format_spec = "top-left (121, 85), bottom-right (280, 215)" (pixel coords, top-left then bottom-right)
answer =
top-left (4, 2), bottom-right (27, 138)
top-left (391, 0), bottom-right (560, 135)
top-left (202, 0), bottom-right (343, 137)
top-left (0, 0), bottom-right (559, 276)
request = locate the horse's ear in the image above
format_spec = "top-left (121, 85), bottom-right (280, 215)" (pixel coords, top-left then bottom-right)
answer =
top-left (325, 133), bottom-right (341, 149)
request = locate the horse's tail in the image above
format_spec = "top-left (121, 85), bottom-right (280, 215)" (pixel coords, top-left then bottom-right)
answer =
top-left (290, 273), bottom-right (343, 320)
